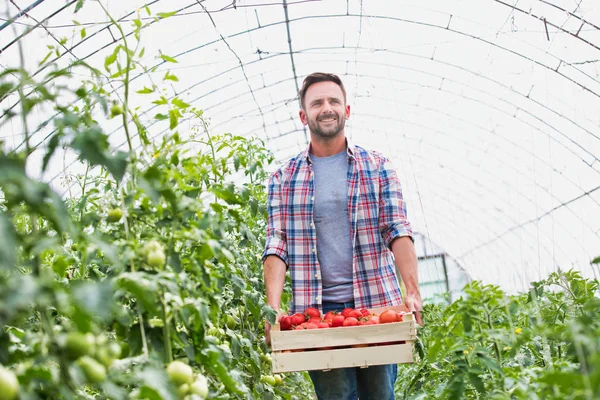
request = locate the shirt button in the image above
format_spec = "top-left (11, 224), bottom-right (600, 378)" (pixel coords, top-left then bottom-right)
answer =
top-left (315, 272), bottom-right (320, 279)
top-left (316, 296), bottom-right (321, 302)
top-left (311, 196), bottom-right (315, 201)
top-left (310, 222), bottom-right (315, 228)
top-left (312, 248), bottom-right (316, 253)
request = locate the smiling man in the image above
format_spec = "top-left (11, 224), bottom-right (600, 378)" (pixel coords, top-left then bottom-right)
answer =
top-left (262, 72), bottom-right (422, 400)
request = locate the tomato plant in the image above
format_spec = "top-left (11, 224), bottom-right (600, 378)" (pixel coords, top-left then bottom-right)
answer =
top-left (0, 3), bottom-right (314, 399)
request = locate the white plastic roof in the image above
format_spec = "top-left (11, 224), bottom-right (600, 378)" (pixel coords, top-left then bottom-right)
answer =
top-left (1, 0), bottom-right (599, 292)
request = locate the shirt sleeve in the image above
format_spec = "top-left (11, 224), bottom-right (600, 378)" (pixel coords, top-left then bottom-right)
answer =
top-left (378, 156), bottom-right (413, 248)
top-left (261, 170), bottom-right (289, 266)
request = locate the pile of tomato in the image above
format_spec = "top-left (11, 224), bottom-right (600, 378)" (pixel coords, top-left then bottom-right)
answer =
top-left (279, 307), bottom-right (405, 330)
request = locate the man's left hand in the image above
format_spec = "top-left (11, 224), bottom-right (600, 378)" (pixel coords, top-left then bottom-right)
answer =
top-left (404, 292), bottom-right (423, 326)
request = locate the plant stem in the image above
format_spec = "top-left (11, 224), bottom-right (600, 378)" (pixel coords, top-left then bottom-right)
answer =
top-left (161, 294), bottom-right (173, 363)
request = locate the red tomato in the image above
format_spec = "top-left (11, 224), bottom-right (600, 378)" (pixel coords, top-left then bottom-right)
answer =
top-left (396, 313), bottom-right (403, 322)
top-left (343, 317), bottom-right (359, 327)
top-left (331, 315), bottom-right (345, 327)
top-left (280, 316), bottom-right (292, 331)
top-left (341, 308), bottom-right (354, 318)
top-left (317, 322), bottom-right (330, 329)
top-left (305, 322), bottom-right (318, 329)
top-left (291, 313), bottom-right (306, 326)
top-left (348, 310), bottom-right (362, 319)
top-left (324, 311), bottom-right (336, 320)
top-left (379, 310), bottom-right (398, 324)
top-left (359, 308), bottom-right (370, 317)
top-left (295, 325), bottom-right (305, 330)
top-left (305, 307), bottom-right (321, 319)
top-left (369, 315), bottom-right (380, 324)
top-left (308, 317), bottom-right (322, 324)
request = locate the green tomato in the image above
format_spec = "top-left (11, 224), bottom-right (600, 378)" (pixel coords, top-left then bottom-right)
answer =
top-left (95, 341), bottom-right (122, 368)
top-left (260, 375), bottom-right (276, 386)
top-left (183, 395), bottom-right (204, 400)
top-left (0, 366), bottom-right (19, 400)
top-left (225, 315), bottom-right (237, 330)
top-left (106, 208), bottom-right (122, 223)
top-left (206, 327), bottom-right (220, 336)
top-left (189, 373), bottom-right (208, 398)
top-left (259, 353), bottom-right (271, 364)
top-left (77, 356), bottom-right (106, 384)
top-left (110, 103), bottom-right (123, 118)
top-left (107, 342), bottom-right (122, 359)
top-left (64, 332), bottom-right (95, 360)
top-left (166, 361), bottom-right (193, 386)
top-left (146, 250), bottom-right (166, 269)
top-left (274, 374), bottom-right (283, 385)
top-left (177, 383), bottom-right (190, 397)
top-left (142, 240), bottom-right (163, 254)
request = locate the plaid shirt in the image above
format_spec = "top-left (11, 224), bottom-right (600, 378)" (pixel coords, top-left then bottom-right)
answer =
top-left (262, 141), bottom-right (413, 314)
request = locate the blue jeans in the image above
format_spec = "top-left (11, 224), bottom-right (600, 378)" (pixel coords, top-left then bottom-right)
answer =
top-left (308, 301), bottom-right (398, 400)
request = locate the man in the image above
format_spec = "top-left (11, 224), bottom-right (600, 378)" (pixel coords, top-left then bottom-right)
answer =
top-left (262, 72), bottom-right (422, 400)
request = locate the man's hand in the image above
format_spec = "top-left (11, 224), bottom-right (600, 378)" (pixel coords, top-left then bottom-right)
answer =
top-left (404, 292), bottom-right (423, 326)
top-left (264, 311), bottom-right (286, 347)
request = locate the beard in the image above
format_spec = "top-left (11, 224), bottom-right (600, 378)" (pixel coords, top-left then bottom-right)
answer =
top-left (307, 112), bottom-right (346, 139)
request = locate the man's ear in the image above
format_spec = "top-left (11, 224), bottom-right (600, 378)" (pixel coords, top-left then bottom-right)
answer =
top-left (299, 109), bottom-right (308, 125)
top-left (345, 105), bottom-right (351, 120)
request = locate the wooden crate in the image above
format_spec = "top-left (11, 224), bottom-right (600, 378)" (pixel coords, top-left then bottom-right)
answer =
top-left (270, 306), bottom-right (416, 373)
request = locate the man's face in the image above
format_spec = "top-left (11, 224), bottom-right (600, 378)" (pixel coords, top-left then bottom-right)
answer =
top-left (299, 81), bottom-right (350, 140)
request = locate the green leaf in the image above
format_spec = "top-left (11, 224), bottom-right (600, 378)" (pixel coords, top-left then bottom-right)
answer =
top-left (212, 186), bottom-right (242, 205)
top-left (104, 45), bottom-right (121, 72)
top-left (202, 347), bottom-right (247, 395)
top-left (592, 256), bottom-right (600, 264)
top-left (0, 82), bottom-right (15, 99)
top-left (70, 126), bottom-right (128, 182)
top-left (157, 11), bottom-right (177, 19)
top-left (139, 47), bottom-right (146, 58)
top-left (171, 97), bottom-right (190, 109)
top-left (42, 132), bottom-right (64, 172)
top-left (169, 109), bottom-right (179, 130)
top-left (160, 54), bottom-right (178, 63)
top-left (137, 86), bottom-right (154, 94)
top-left (72, 280), bottom-right (115, 322)
top-left (103, 151), bottom-right (129, 183)
top-left (152, 97), bottom-right (168, 106)
top-left (145, 6), bottom-right (151, 16)
top-left (133, 113), bottom-right (150, 145)
top-left (468, 371), bottom-right (485, 393)
top-left (163, 71), bottom-right (178, 82)
top-left (475, 352), bottom-right (503, 375)
top-left (154, 113), bottom-right (168, 121)
top-left (80, 28), bottom-right (86, 39)
top-left (134, 365), bottom-right (177, 400)
top-left (117, 272), bottom-right (159, 313)
top-left (52, 256), bottom-right (69, 278)
top-left (447, 374), bottom-right (465, 400)
top-left (74, 0), bottom-right (85, 13)
top-left (0, 210), bottom-right (17, 271)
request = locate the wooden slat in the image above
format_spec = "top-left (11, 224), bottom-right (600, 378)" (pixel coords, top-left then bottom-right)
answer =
top-left (271, 322), bottom-right (416, 351)
top-left (272, 343), bottom-right (414, 373)
top-left (271, 319), bottom-right (415, 351)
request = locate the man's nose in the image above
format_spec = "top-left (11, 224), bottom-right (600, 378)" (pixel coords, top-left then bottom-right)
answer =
top-left (322, 100), bottom-right (334, 113)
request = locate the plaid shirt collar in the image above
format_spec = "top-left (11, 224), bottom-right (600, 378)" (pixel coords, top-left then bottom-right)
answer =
top-left (298, 137), bottom-right (357, 165)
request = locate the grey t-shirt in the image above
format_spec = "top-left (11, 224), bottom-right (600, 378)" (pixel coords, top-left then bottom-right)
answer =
top-left (310, 150), bottom-right (354, 302)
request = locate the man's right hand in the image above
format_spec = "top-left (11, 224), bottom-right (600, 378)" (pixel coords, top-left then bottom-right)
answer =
top-left (264, 311), bottom-right (286, 347)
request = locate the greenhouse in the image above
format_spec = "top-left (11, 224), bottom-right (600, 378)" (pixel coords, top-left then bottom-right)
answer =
top-left (0, 0), bottom-right (599, 399)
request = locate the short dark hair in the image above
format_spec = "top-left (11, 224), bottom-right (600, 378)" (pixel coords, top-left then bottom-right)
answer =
top-left (299, 72), bottom-right (346, 109)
